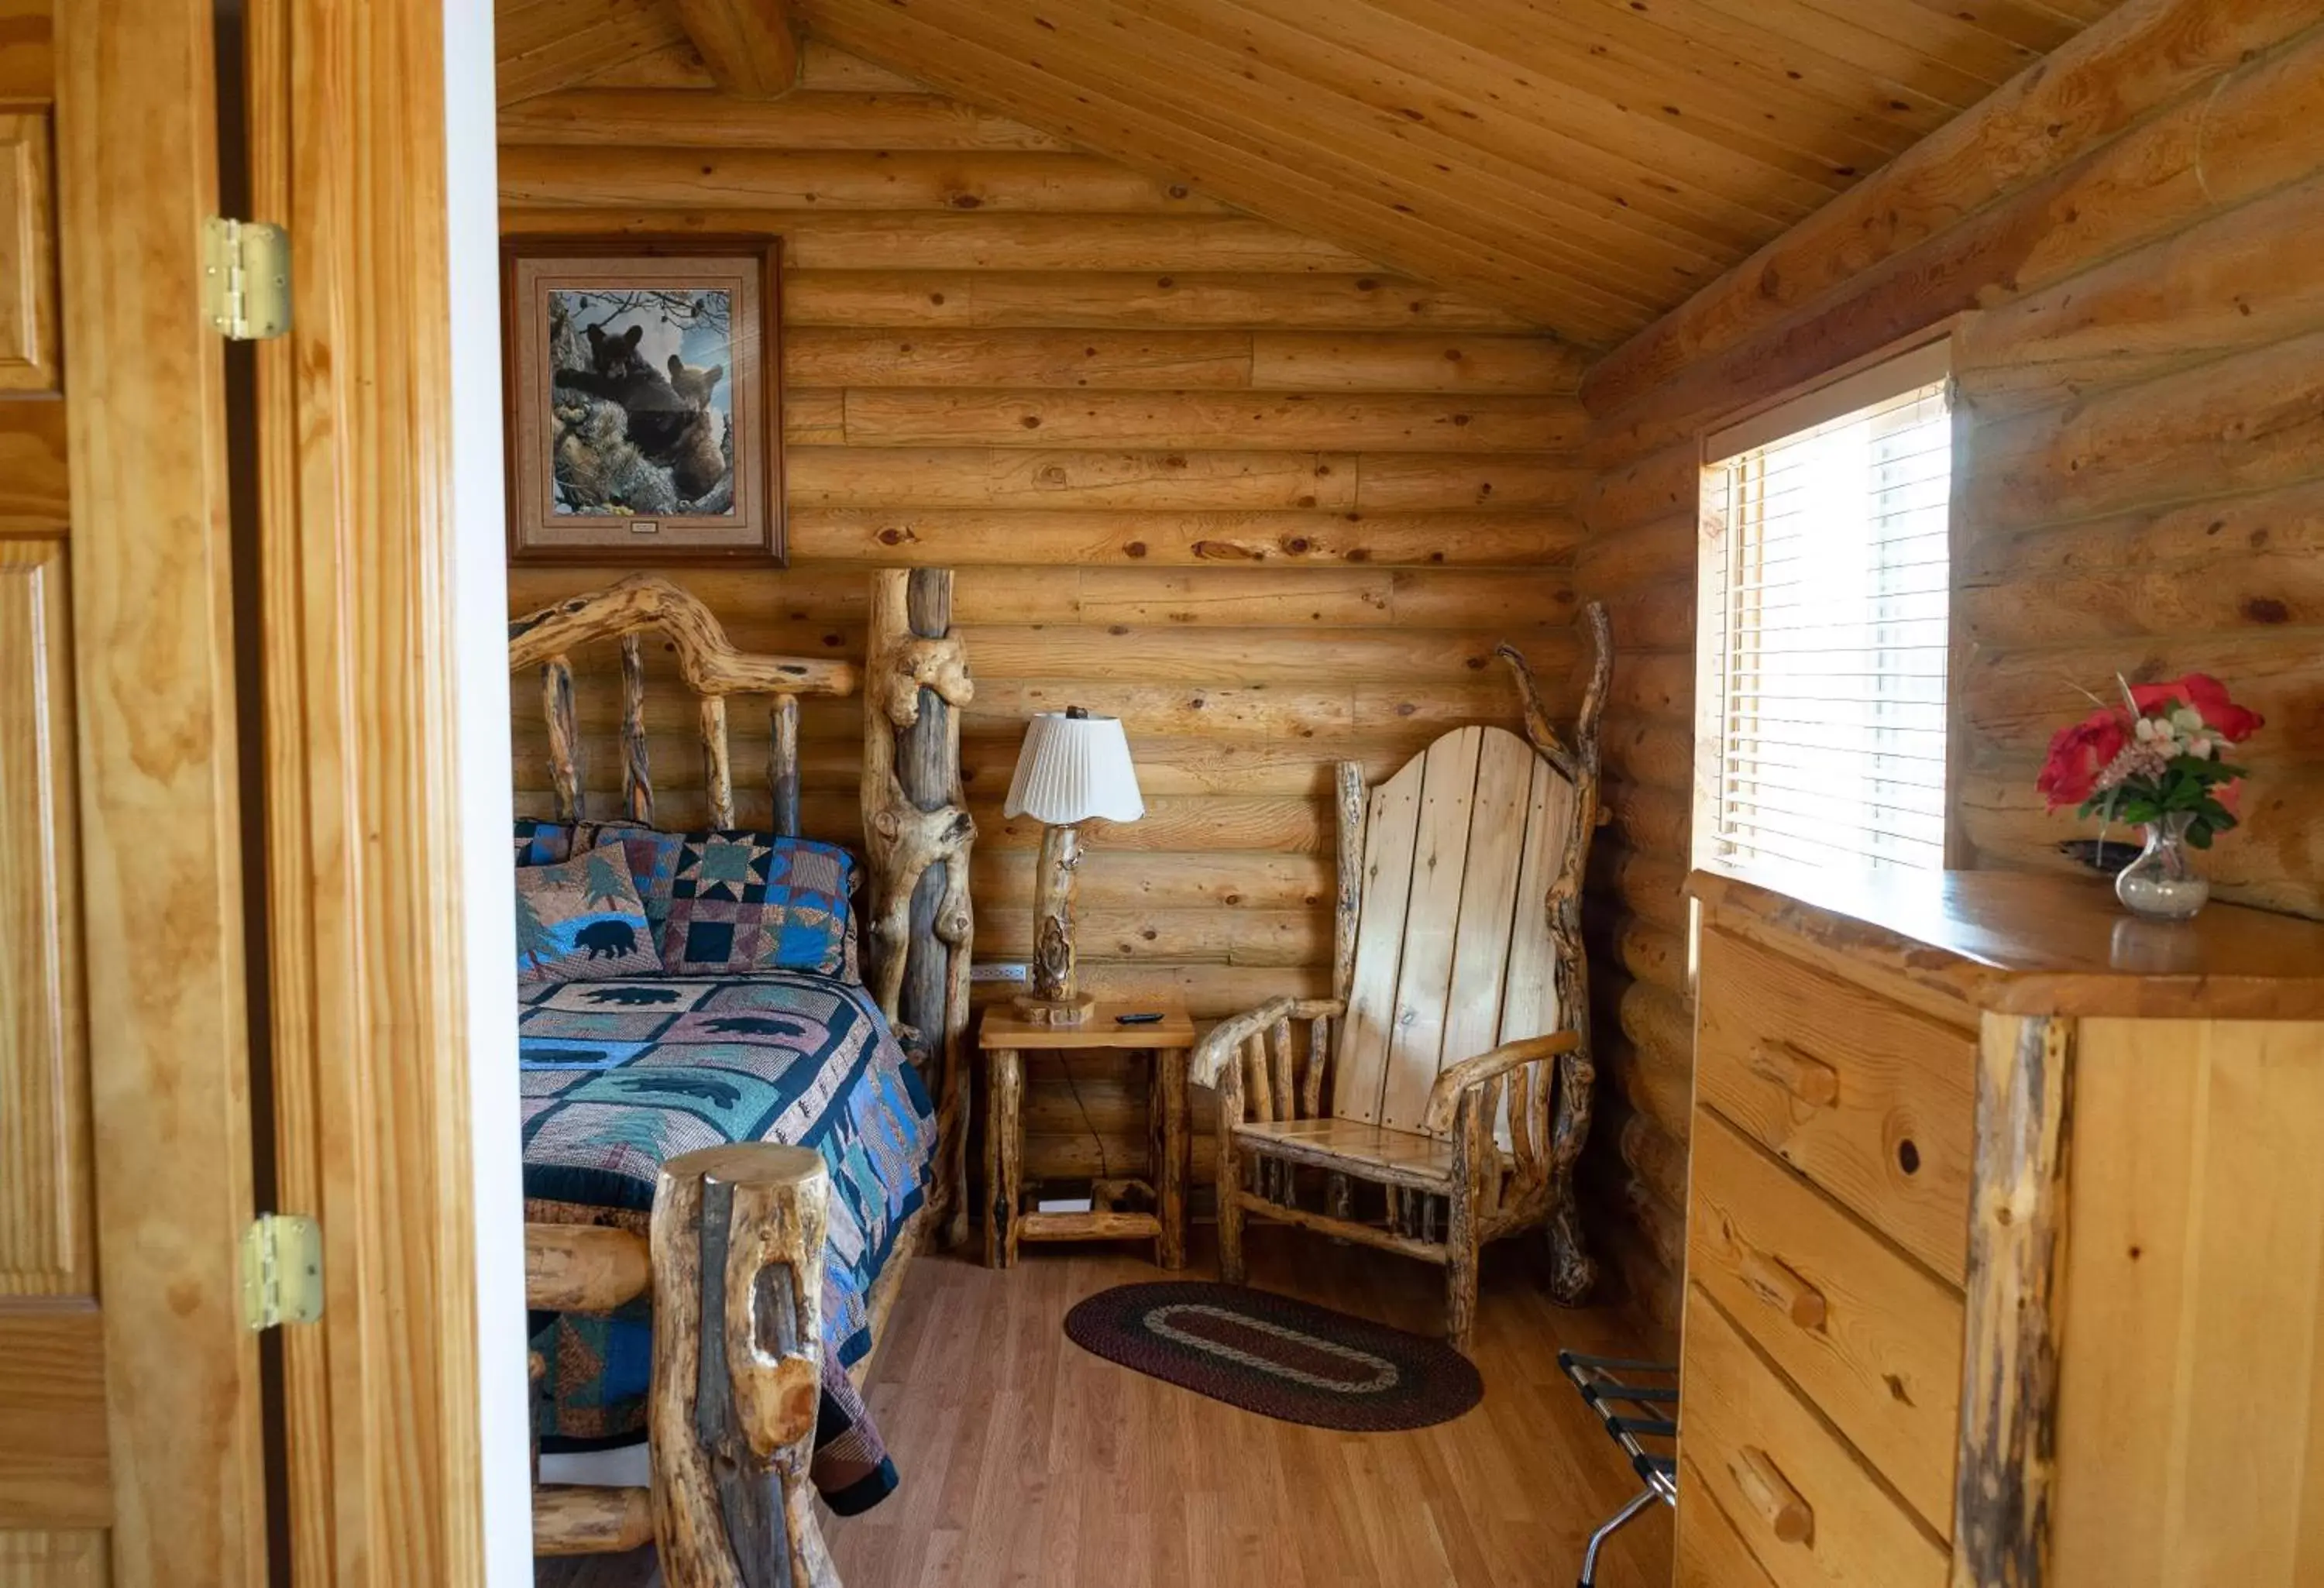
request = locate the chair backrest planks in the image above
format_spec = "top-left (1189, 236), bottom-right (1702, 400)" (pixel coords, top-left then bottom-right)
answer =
top-left (507, 573), bottom-right (858, 837)
top-left (1334, 724), bottom-right (1580, 1138)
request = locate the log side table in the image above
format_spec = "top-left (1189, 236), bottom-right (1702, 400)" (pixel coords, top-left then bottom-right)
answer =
top-left (978, 996), bottom-right (1196, 1270)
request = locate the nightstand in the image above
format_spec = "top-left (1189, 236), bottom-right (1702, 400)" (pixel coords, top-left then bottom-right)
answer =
top-left (978, 996), bottom-right (1196, 1270)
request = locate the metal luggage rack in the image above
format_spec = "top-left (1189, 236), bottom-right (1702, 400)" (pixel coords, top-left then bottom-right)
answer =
top-left (1557, 1350), bottom-right (1679, 1587)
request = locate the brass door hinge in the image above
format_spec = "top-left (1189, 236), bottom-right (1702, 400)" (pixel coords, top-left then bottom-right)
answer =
top-left (203, 217), bottom-right (292, 341)
top-left (239, 1212), bottom-right (323, 1330)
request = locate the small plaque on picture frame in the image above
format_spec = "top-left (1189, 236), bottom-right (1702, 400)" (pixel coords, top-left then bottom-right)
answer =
top-left (503, 235), bottom-right (784, 565)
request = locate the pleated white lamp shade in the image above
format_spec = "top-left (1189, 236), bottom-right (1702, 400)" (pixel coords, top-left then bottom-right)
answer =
top-left (1002, 710), bottom-right (1145, 824)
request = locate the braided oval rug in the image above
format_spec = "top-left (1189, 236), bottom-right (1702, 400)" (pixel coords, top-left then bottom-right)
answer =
top-left (1063, 1280), bottom-right (1483, 1431)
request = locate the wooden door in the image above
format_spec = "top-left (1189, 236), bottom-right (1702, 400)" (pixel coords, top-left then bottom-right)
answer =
top-left (5, 5), bottom-right (500, 1583)
top-left (243, 0), bottom-right (501, 1581)
top-left (3, 1), bottom-right (272, 1584)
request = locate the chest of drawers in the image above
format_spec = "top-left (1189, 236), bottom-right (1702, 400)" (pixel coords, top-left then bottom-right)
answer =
top-left (1675, 869), bottom-right (2324, 1588)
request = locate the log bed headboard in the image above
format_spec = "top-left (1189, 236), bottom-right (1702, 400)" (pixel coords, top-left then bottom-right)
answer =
top-left (507, 572), bottom-right (855, 834)
top-left (507, 569), bottom-right (977, 1248)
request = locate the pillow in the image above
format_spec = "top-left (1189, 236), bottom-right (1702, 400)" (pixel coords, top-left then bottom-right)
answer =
top-left (514, 817), bottom-right (574, 868)
top-left (659, 831), bottom-right (858, 978)
top-left (514, 843), bottom-right (665, 985)
top-left (572, 821), bottom-right (686, 941)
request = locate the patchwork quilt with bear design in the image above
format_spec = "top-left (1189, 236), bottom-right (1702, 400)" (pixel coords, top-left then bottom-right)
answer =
top-left (520, 969), bottom-right (933, 1473)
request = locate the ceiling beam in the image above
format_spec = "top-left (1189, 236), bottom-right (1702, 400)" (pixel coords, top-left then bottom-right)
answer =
top-left (669, 0), bottom-right (803, 98)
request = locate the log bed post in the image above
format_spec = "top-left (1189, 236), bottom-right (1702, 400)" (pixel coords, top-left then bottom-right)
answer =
top-left (620, 633), bottom-right (654, 823)
top-left (862, 569), bottom-right (977, 1249)
top-left (545, 652), bottom-right (585, 821)
top-left (769, 693), bottom-right (801, 838)
top-left (650, 1144), bottom-right (837, 1588)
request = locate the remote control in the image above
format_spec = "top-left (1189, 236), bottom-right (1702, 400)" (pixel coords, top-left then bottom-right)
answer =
top-left (1115, 1011), bottom-right (1164, 1025)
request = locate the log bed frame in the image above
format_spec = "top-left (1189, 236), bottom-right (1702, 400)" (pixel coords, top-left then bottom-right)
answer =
top-left (508, 569), bottom-right (976, 1582)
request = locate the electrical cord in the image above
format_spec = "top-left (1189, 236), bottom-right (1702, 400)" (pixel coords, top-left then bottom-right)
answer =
top-left (1057, 1053), bottom-right (1113, 1188)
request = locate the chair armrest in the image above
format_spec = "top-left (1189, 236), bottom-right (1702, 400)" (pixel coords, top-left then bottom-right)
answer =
top-left (1422, 1031), bottom-right (1580, 1133)
top-left (1188, 996), bottom-right (1345, 1089)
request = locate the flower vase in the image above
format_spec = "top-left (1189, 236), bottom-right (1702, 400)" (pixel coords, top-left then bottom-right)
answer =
top-left (2114, 811), bottom-right (2210, 921)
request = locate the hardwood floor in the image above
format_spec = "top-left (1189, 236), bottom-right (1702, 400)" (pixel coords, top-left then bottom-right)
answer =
top-left (537, 1226), bottom-right (1674, 1586)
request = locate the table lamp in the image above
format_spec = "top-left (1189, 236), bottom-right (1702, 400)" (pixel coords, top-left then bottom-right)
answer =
top-left (1002, 706), bottom-right (1144, 1025)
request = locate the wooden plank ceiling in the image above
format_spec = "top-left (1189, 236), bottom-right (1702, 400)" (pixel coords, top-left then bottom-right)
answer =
top-left (498, 0), bottom-right (2124, 348)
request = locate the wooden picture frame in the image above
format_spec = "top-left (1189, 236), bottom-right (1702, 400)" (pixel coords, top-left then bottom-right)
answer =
top-left (503, 235), bottom-right (785, 565)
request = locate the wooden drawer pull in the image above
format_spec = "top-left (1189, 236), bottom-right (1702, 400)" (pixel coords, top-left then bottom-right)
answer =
top-left (1750, 1040), bottom-right (1841, 1108)
top-left (1730, 1445), bottom-right (1814, 1545)
top-left (1739, 1247), bottom-right (1829, 1330)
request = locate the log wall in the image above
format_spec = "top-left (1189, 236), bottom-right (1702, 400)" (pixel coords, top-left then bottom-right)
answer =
top-left (1576, 0), bottom-right (2324, 1339)
top-left (501, 44), bottom-right (1587, 1191)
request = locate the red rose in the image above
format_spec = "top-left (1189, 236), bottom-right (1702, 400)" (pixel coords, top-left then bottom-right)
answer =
top-left (2127, 672), bottom-right (2264, 742)
top-left (2037, 708), bottom-right (2127, 810)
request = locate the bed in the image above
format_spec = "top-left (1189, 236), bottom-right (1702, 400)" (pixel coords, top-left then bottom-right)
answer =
top-left (522, 971), bottom-right (932, 1398)
top-left (510, 571), bottom-right (975, 1585)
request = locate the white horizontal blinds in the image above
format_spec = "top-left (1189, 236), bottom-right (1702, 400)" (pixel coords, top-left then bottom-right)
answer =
top-left (1703, 355), bottom-right (1954, 879)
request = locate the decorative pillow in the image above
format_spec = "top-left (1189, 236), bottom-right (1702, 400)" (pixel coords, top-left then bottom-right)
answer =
top-left (572, 821), bottom-right (686, 942)
top-left (514, 817), bottom-right (575, 868)
top-left (659, 831), bottom-right (858, 978)
top-left (515, 844), bottom-right (665, 986)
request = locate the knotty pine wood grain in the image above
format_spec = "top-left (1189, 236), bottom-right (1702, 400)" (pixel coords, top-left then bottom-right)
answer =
top-left (53, 0), bottom-right (278, 1576)
top-left (535, 1229), bottom-right (1673, 1588)
top-left (786, 0), bottom-right (2124, 344)
top-left (507, 212), bottom-right (1377, 273)
top-left (500, 86), bottom-right (1076, 150)
top-left (1575, 0), bottom-right (2324, 1337)
top-left (500, 52), bottom-right (1582, 1197)
top-left (1581, 0), bottom-right (2317, 414)
top-left (562, 34), bottom-right (922, 96)
top-left (496, 0), bottom-right (688, 105)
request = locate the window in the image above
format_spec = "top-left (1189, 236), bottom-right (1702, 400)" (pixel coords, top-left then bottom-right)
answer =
top-left (1696, 342), bottom-right (1954, 881)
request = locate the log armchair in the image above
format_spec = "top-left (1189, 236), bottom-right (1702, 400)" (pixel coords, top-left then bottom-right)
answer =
top-left (1190, 609), bottom-right (1610, 1351)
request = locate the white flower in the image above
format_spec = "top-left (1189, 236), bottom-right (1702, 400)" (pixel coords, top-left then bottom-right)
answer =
top-left (2171, 706), bottom-right (2204, 734)
top-left (2096, 741), bottom-right (2173, 792)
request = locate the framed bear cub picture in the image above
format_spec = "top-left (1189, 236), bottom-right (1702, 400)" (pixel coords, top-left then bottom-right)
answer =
top-left (503, 235), bottom-right (784, 564)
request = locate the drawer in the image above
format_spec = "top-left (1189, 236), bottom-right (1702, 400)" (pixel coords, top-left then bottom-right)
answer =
top-left (1678, 1286), bottom-right (1949, 1588)
top-left (1689, 1111), bottom-right (1964, 1534)
top-left (1674, 1459), bottom-right (1779, 1588)
top-left (1697, 924), bottom-right (1976, 1284)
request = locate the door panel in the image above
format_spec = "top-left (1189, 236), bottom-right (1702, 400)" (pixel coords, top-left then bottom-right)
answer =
top-left (40, 0), bottom-right (271, 1580)
top-left (0, 560), bottom-right (107, 1540)
top-left (0, 18), bottom-right (112, 1576)
top-left (0, 541), bottom-right (88, 1303)
top-left (0, 1533), bottom-right (107, 1588)
top-left (0, 111), bottom-right (57, 390)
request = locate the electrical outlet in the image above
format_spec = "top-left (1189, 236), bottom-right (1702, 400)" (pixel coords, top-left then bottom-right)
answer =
top-left (970, 961), bottom-right (1030, 983)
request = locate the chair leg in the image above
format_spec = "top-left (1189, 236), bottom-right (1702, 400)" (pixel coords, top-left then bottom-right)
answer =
top-left (1445, 1247), bottom-right (1478, 1355)
top-left (1446, 1181), bottom-right (1479, 1355)
top-left (1577, 1485), bottom-right (1661, 1587)
top-left (1217, 1139), bottom-right (1247, 1285)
